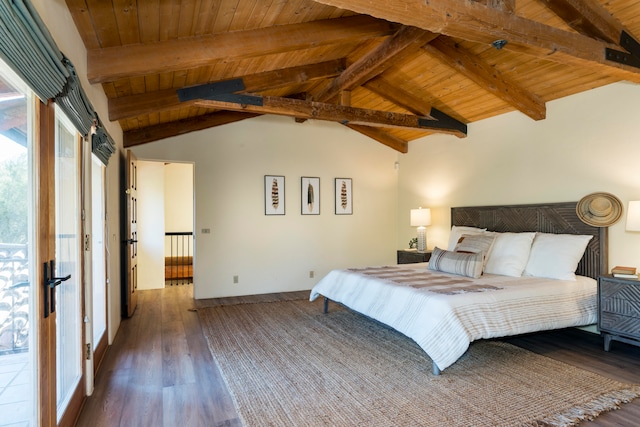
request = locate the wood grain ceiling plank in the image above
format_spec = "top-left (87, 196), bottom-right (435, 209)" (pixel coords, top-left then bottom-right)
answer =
top-left (144, 74), bottom-right (160, 93)
top-left (123, 111), bottom-right (259, 147)
top-left (112, 79), bottom-right (133, 98)
top-left (194, 96), bottom-right (466, 135)
top-left (212, 0), bottom-right (241, 33)
top-left (137, 0), bottom-right (160, 43)
top-left (102, 82), bottom-right (117, 99)
top-left (228, 0), bottom-right (260, 31)
top-left (87, 15), bottom-right (396, 83)
top-left (243, 0), bottom-right (276, 29)
top-left (158, 72), bottom-right (174, 91)
top-left (110, 59), bottom-right (346, 121)
top-left (295, 1), bottom-right (334, 24)
top-left (159, 0), bottom-right (181, 40)
top-left (113, 0), bottom-right (140, 45)
top-left (275, 0), bottom-right (308, 25)
top-left (148, 111), bottom-right (159, 127)
top-left (64, 0), bottom-right (101, 49)
top-left (257, 0), bottom-right (289, 28)
top-left (424, 36), bottom-right (546, 120)
top-left (172, 70), bottom-right (188, 89)
top-left (85, 0), bottom-right (122, 47)
top-left (130, 76), bottom-right (146, 95)
top-left (177, 0), bottom-right (199, 37)
top-left (315, 26), bottom-right (439, 102)
top-left (311, 0), bottom-right (640, 82)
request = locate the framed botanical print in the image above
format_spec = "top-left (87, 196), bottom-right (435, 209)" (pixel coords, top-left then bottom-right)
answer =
top-left (265, 175), bottom-right (285, 215)
top-left (335, 178), bottom-right (352, 215)
top-left (301, 177), bottom-right (320, 215)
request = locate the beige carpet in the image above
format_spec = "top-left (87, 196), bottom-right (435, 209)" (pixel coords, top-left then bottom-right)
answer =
top-left (199, 299), bottom-right (640, 427)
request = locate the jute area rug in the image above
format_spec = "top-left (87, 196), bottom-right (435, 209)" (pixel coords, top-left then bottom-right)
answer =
top-left (198, 298), bottom-right (640, 427)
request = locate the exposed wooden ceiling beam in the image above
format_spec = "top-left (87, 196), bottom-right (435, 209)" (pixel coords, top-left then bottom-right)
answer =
top-left (109, 59), bottom-right (346, 121)
top-left (345, 124), bottom-right (409, 153)
top-left (423, 37), bottom-right (546, 120)
top-left (311, 0), bottom-right (640, 83)
top-left (474, 0), bottom-right (515, 14)
top-left (314, 25), bottom-right (439, 102)
top-left (123, 111), bottom-right (259, 148)
top-left (539, 0), bottom-right (626, 44)
top-left (364, 77), bottom-right (469, 137)
top-left (363, 76), bottom-right (465, 123)
top-left (194, 95), bottom-right (467, 136)
top-left (87, 15), bottom-right (396, 84)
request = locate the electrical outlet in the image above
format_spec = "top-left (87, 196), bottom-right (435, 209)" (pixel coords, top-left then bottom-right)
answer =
top-left (202, 228), bottom-right (211, 234)
top-left (309, 271), bottom-right (314, 278)
top-left (233, 275), bottom-right (238, 284)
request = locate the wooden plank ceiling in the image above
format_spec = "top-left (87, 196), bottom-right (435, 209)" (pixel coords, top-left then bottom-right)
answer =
top-left (65, 0), bottom-right (640, 153)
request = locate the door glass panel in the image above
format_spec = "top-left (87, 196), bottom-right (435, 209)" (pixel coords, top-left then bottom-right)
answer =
top-left (91, 155), bottom-right (106, 344)
top-left (0, 62), bottom-right (35, 426)
top-left (54, 108), bottom-right (81, 420)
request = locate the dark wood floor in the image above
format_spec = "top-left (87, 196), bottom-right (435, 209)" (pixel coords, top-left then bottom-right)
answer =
top-left (76, 285), bottom-right (640, 426)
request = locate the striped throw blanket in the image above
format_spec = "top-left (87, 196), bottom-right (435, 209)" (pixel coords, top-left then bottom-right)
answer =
top-left (348, 266), bottom-right (501, 294)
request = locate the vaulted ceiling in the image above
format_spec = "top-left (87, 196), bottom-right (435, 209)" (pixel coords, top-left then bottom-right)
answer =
top-left (65, 0), bottom-right (640, 153)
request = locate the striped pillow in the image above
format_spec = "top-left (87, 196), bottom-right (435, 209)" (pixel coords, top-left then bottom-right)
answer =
top-left (428, 247), bottom-right (483, 278)
top-left (455, 233), bottom-right (496, 268)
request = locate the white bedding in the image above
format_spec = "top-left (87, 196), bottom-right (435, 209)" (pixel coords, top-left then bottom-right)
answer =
top-left (309, 263), bottom-right (597, 373)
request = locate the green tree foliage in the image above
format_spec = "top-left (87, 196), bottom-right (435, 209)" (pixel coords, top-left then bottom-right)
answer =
top-left (0, 153), bottom-right (28, 243)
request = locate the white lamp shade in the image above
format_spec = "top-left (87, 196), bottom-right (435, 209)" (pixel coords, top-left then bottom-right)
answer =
top-left (410, 208), bottom-right (431, 227)
top-left (626, 201), bottom-right (640, 231)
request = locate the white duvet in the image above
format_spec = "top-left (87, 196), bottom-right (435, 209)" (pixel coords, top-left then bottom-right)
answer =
top-left (309, 263), bottom-right (597, 373)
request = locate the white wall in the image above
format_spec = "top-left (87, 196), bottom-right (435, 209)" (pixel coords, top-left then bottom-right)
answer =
top-left (132, 115), bottom-right (399, 299)
top-left (164, 163), bottom-right (194, 233)
top-left (398, 82), bottom-right (640, 271)
top-left (33, 0), bottom-right (123, 342)
top-left (137, 161), bottom-right (165, 290)
top-left (164, 163), bottom-right (194, 258)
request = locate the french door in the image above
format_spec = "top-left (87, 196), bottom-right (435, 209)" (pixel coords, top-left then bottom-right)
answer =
top-left (0, 59), bottom-right (85, 426)
top-left (53, 106), bottom-right (84, 425)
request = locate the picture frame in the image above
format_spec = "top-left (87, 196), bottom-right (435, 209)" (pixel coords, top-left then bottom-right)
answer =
top-left (335, 178), bottom-right (352, 215)
top-left (265, 175), bottom-right (285, 215)
top-left (301, 177), bottom-right (320, 215)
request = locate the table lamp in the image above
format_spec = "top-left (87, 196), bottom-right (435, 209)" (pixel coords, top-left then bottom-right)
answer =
top-left (410, 207), bottom-right (431, 253)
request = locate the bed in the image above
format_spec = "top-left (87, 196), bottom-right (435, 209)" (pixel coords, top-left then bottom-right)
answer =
top-left (309, 202), bottom-right (607, 375)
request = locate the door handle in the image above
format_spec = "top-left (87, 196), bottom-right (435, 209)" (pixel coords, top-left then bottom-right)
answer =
top-left (43, 260), bottom-right (71, 318)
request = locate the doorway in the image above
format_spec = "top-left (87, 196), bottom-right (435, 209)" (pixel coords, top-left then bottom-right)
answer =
top-left (136, 161), bottom-right (194, 290)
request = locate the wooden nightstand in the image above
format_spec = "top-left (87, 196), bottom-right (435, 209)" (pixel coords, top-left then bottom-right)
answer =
top-left (397, 249), bottom-right (431, 264)
top-left (598, 275), bottom-right (640, 351)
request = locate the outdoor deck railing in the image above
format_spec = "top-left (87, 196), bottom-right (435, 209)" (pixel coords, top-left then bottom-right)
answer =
top-left (0, 243), bottom-right (29, 355)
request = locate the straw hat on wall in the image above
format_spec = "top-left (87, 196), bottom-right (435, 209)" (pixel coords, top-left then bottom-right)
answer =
top-left (576, 192), bottom-right (623, 227)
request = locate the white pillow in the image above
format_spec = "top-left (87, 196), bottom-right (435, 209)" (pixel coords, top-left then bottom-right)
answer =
top-left (484, 232), bottom-right (536, 277)
top-left (447, 225), bottom-right (487, 251)
top-left (523, 233), bottom-right (593, 281)
top-left (428, 247), bottom-right (483, 278)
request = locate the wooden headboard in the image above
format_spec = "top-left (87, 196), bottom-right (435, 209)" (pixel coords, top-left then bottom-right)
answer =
top-left (451, 202), bottom-right (607, 280)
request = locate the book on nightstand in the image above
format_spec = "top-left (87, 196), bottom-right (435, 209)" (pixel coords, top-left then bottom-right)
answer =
top-left (611, 266), bottom-right (637, 275)
top-left (613, 273), bottom-right (639, 279)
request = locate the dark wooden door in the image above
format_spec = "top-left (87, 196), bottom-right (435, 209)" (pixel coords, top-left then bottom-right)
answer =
top-left (124, 150), bottom-right (138, 317)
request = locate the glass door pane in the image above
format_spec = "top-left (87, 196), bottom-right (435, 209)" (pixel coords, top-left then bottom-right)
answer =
top-left (54, 108), bottom-right (81, 420)
top-left (91, 155), bottom-right (106, 345)
top-left (0, 62), bottom-right (35, 426)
